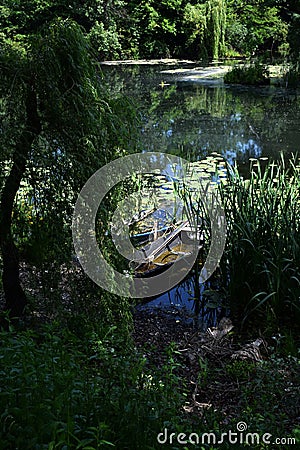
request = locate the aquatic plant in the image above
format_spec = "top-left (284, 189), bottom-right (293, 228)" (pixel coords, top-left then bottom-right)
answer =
top-left (219, 155), bottom-right (300, 332)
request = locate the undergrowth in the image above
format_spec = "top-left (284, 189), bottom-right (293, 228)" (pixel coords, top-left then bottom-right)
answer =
top-left (0, 322), bottom-right (185, 450)
top-left (0, 321), bottom-right (299, 449)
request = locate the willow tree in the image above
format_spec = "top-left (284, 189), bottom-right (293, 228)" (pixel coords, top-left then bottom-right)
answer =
top-left (183, 0), bottom-right (226, 60)
top-left (206, 0), bottom-right (226, 59)
top-left (0, 18), bottom-right (132, 320)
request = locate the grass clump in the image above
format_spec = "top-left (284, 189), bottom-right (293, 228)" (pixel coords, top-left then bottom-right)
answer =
top-left (219, 156), bottom-right (300, 333)
top-left (224, 62), bottom-right (269, 85)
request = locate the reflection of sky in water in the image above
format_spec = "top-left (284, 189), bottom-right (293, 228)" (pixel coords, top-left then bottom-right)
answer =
top-left (237, 138), bottom-right (261, 156)
top-left (230, 113), bottom-right (242, 122)
top-left (224, 139), bottom-right (262, 165)
top-left (143, 122), bottom-right (262, 165)
top-left (137, 279), bottom-right (226, 329)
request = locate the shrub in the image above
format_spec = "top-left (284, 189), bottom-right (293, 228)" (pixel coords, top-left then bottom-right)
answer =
top-left (0, 324), bottom-right (185, 449)
top-left (224, 62), bottom-right (270, 85)
top-left (284, 67), bottom-right (300, 87)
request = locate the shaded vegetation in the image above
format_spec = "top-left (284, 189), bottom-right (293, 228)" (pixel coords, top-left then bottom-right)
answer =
top-left (0, 323), bottom-right (184, 449)
top-left (219, 157), bottom-right (300, 332)
top-left (0, 314), bottom-right (298, 449)
top-left (224, 63), bottom-right (270, 85)
top-left (0, 1), bottom-right (299, 449)
top-left (0, 15), bottom-right (137, 319)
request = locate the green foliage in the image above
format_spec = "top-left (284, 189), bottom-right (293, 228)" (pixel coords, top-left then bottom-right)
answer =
top-left (0, 0), bottom-right (129, 60)
top-left (284, 66), bottom-right (300, 87)
top-left (2, 320), bottom-right (298, 449)
top-left (287, 4), bottom-right (300, 64)
top-left (226, 0), bottom-right (289, 59)
top-left (89, 21), bottom-right (123, 60)
top-left (183, 0), bottom-right (226, 60)
top-left (219, 156), bottom-right (300, 332)
top-left (127, 0), bottom-right (184, 58)
top-left (0, 0), bottom-right (297, 61)
top-left (0, 10), bottom-right (139, 318)
top-left (238, 355), bottom-right (300, 439)
top-left (0, 16), bottom-right (136, 179)
top-left (224, 62), bottom-right (270, 85)
top-left (225, 359), bottom-right (256, 381)
top-left (0, 323), bottom-right (185, 449)
top-left (183, 2), bottom-right (209, 59)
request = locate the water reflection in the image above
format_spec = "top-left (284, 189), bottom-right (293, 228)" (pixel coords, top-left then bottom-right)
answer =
top-left (102, 62), bottom-right (300, 167)
top-left (136, 269), bottom-right (229, 330)
top-left (102, 62), bottom-right (300, 328)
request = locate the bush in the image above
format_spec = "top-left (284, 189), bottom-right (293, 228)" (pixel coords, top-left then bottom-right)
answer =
top-left (224, 62), bottom-right (270, 85)
top-left (0, 324), bottom-right (185, 449)
top-left (284, 67), bottom-right (300, 87)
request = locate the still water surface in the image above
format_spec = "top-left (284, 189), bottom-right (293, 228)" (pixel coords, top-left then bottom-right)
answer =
top-left (103, 62), bottom-right (300, 164)
top-left (102, 62), bottom-right (300, 327)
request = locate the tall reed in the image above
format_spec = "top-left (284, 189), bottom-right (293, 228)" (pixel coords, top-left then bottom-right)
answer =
top-left (219, 156), bottom-right (300, 331)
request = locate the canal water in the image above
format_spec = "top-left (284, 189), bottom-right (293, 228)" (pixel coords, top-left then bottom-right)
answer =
top-left (102, 61), bottom-right (300, 327)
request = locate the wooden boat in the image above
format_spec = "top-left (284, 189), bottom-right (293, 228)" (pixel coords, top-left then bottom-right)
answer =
top-left (132, 220), bottom-right (204, 277)
top-left (130, 224), bottom-right (174, 247)
top-left (129, 204), bottom-right (184, 246)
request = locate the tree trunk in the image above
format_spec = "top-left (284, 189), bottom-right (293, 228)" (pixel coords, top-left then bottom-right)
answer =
top-left (0, 82), bottom-right (41, 320)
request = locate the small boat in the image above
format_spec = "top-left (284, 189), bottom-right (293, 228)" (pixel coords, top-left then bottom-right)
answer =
top-left (129, 204), bottom-right (184, 246)
top-left (131, 220), bottom-right (204, 277)
top-left (130, 223), bottom-right (174, 247)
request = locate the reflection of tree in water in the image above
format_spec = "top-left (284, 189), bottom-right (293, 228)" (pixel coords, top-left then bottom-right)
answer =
top-left (103, 64), bottom-right (300, 166)
top-left (141, 85), bottom-right (300, 165)
top-left (161, 267), bottom-right (228, 331)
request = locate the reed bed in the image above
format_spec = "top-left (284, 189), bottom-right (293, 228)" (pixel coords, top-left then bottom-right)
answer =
top-left (219, 156), bottom-right (300, 331)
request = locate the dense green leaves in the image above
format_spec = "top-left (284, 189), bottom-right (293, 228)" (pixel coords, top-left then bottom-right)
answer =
top-left (183, 0), bottom-right (226, 59)
top-left (0, 324), bottom-right (185, 449)
top-left (226, 0), bottom-right (288, 58)
top-left (0, 9), bottom-right (138, 316)
top-left (1, 0), bottom-right (298, 61)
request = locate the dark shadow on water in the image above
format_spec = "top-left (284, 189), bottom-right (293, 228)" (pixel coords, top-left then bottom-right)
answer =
top-left (136, 269), bottom-right (230, 331)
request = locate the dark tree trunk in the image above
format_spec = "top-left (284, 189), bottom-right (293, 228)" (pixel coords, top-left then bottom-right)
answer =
top-left (0, 82), bottom-right (41, 320)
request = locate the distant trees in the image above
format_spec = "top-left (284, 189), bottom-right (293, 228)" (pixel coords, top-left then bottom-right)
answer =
top-left (124, 0), bottom-right (227, 60)
top-left (122, 0), bottom-right (296, 61)
top-left (287, 0), bottom-right (300, 65)
top-left (122, 0), bottom-right (297, 61)
top-left (226, 0), bottom-right (288, 59)
top-left (1, 1), bottom-right (297, 61)
top-left (125, 0), bottom-right (183, 58)
top-left (183, 0), bottom-right (226, 59)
